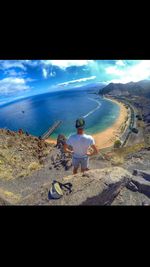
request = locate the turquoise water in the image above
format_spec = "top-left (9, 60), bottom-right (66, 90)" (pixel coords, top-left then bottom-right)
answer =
top-left (0, 89), bottom-right (120, 138)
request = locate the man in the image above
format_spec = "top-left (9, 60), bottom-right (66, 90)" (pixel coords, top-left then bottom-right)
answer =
top-left (64, 118), bottom-right (98, 174)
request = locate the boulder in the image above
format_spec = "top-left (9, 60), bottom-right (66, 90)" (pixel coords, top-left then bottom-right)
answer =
top-left (51, 155), bottom-right (57, 163)
top-left (57, 134), bottom-right (66, 147)
top-left (65, 160), bottom-right (72, 170)
top-left (126, 181), bottom-right (138, 192)
top-left (13, 167), bottom-right (132, 205)
top-left (132, 169), bottom-right (150, 182)
top-left (46, 167), bottom-right (131, 205)
top-left (112, 187), bottom-right (150, 206)
top-left (131, 176), bottom-right (150, 197)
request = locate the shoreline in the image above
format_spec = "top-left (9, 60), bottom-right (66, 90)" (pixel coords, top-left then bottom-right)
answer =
top-left (46, 96), bottom-right (129, 149)
top-left (92, 96), bottom-right (128, 149)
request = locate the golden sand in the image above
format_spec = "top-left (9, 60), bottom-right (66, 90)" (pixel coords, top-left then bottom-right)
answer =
top-left (45, 138), bottom-right (56, 145)
top-left (45, 97), bottom-right (128, 150)
top-left (92, 97), bottom-right (128, 149)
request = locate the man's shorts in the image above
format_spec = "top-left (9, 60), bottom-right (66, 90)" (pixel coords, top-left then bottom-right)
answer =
top-left (72, 156), bottom-right (89, 170)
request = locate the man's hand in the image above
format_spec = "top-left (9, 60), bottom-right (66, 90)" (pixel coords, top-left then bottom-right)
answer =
top-left (63, 143), bottom-right (73, 154)
top-left (86, 152), bottom-right (93, 156)
top-left (86, 145), bottom-right (98, 157)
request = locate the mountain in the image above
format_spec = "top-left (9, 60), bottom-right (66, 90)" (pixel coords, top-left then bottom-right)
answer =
top-left (73, 82), bottom-right (107, 91)
top-left (99, 80), bottom-right (150, 97)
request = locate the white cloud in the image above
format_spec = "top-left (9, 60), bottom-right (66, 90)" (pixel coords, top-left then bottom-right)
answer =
top-left (42, 67), bottom-right (56, 79)
top-left (128, 60), bottom-right (150, 81)
top-left (106, 60), bottom-right (150, 83)
top-left (25, 78), bottom-right (36, 82)
top-left (42, 68), bottom-right (48, 79)
top-left (4, 69), bottom-right (18, 76)
top-left (115, 60), bottom-right (125, 66)
top-left (106, 66), bottom-right (124, 76)
top-left (0, 60), bottom-right (26, 70)
top-left (49, 71), bottom-right (56, 77)
top-left (41, 60), bottom-right (93, 69)
top-left (0, 77), bottom-right (30, 94)
top-left (0, 60), bottom-right (93, 72)
top-left (23, 60), bottom-right (40, 67)
top-left (4, 69), bottom-right (26, 77)
top-left (0, 60), bottom-right (41, 73)
top-left (58, 76), bottom-right (96, 87)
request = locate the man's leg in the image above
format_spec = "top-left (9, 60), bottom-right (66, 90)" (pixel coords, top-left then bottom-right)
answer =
top-left (81, 157), bottom-right (89, 173)
top-left (73, 167), bottom-right (78, 174)
top-left (82, 168), bottom-right (90, 172)
top-left (72, 157), bottom-right (80, 175)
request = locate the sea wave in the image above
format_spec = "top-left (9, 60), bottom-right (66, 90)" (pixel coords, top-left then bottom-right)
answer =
top-left (83, 98), bottom-right (101, 118)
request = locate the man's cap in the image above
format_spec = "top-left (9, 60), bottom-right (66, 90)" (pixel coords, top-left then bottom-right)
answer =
top-left (75, 118), bottom-right (85, 129)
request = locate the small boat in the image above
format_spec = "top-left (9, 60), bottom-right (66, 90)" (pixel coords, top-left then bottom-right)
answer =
top-left (22, 110), bottom-right (25, 113)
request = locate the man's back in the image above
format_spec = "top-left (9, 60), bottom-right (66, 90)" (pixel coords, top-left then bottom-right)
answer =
top-left (64, 118), bottom-right (98, 174)
top-left (67, 133), bottom-right (95, 158)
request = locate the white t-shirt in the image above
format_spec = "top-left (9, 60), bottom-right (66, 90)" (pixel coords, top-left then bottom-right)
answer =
top-left (66, 133), bottom-right (95, 158)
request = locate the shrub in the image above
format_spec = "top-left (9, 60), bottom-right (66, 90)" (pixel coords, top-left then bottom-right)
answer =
top-left (111, 155), bottom-right (124, 165)
top-left (114, 139), bottom-right (122, 148)
top-left (28, 162), bottom-right (40, 171)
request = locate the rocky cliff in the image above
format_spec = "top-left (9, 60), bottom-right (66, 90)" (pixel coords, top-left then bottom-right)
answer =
top-left (99, 80), bottom-right (150, 97)
top-left (0, 128), bottom-right (150, 205)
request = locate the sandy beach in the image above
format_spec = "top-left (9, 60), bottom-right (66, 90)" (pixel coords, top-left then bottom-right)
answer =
top-left (46, 97), bottom-right (128, 149)
top-left (92, 97), bottom-right (128, 149)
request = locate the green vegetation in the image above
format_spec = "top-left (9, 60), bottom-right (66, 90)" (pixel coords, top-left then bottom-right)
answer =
top-left (107, 142), bottom-right (145, 166)
top-left (120, 124), bottom-right (126, 133)
top-left (0, 129), bottom-right (53, 180)
top-left (114, 139), bottom-right (122, 148)
top-left (116, 143), bottom-right (144, 160)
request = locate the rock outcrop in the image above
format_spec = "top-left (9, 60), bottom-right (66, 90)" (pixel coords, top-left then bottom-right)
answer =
top-left (17, 167), bottom-right (132, 205)
top-left (0, 128), bottom-right (53, 180)
top-left (1, 128), bottom-right (150, 206)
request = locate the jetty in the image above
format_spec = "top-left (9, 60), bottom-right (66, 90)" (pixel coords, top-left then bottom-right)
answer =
top-left (41, 121), bottom-right (62, 139)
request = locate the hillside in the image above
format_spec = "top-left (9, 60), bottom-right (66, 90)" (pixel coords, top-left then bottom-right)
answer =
top-left (99, 80), bottom-right (150, 97)
top-left (0, 128), bottom-right (150, 205)
top-left (0, 129), bottom-right (54, 180)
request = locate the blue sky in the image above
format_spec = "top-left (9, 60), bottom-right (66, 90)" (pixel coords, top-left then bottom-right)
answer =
top-left (0, 60), bottom-right (150, 105)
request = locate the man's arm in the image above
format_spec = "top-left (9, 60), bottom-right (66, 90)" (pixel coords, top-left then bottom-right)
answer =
top-left (86, 144), bottom-right (98, 156)
top-left (63, 143), bottom-right (73, 154)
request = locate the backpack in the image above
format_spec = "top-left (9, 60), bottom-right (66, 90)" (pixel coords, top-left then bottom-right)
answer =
top-left (48, 180), bottom-right (72, 200)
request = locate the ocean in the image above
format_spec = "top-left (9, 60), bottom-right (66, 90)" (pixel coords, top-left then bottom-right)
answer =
top-left (0, 88), bottom-right (120, 138)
